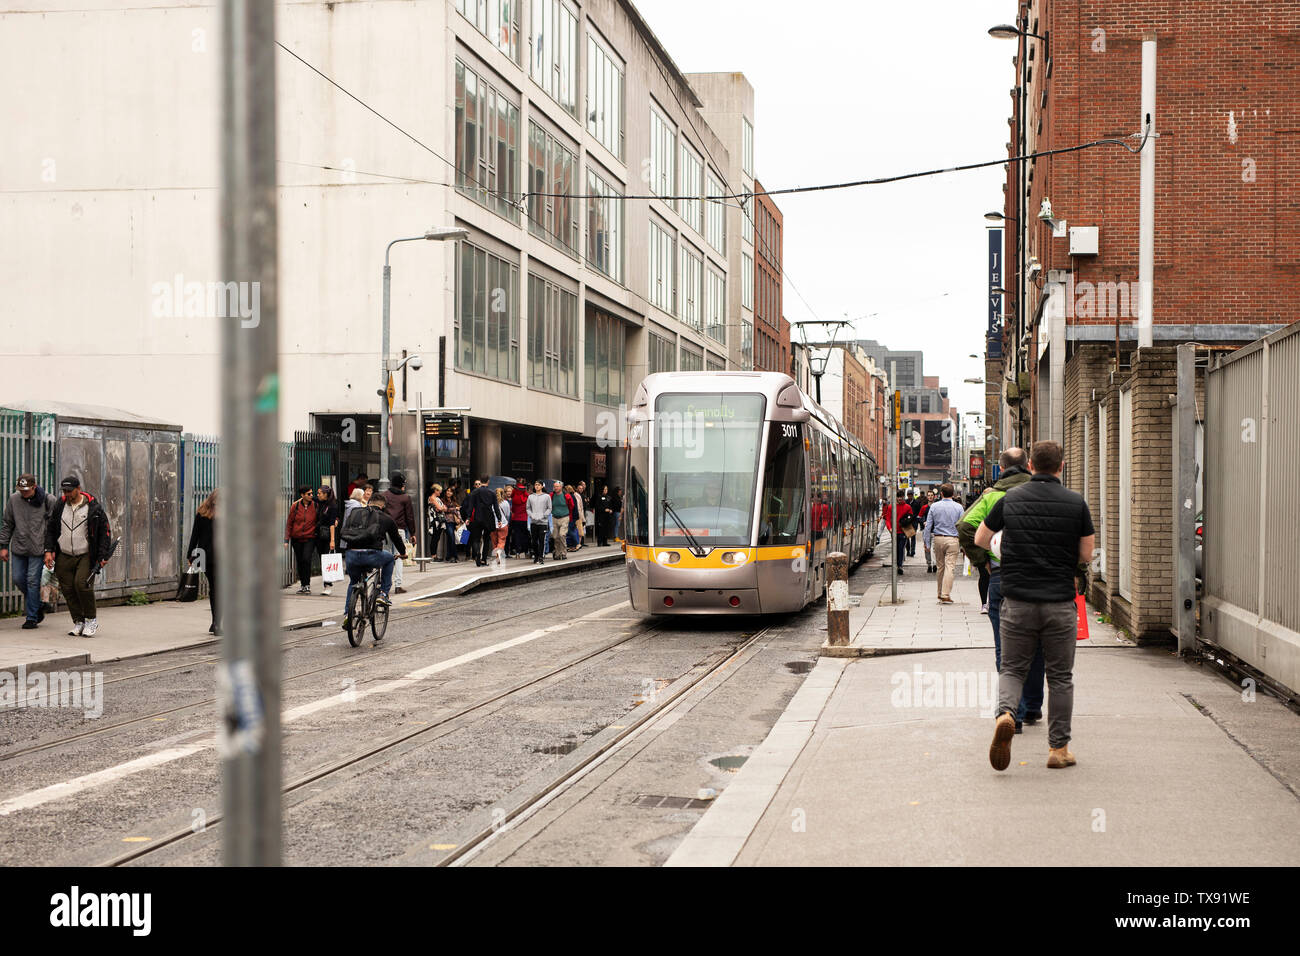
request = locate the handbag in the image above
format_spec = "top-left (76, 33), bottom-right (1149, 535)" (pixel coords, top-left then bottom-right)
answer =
top-left (177, 563), bottom-right (201, 602)
top-left (321, 551), bottom-right (345, 583)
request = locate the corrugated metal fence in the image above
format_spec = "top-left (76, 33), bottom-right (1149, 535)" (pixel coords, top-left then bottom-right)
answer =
top-left (0, 409), bottom-right (56, 614)
top-left (1202, 322), bottom-right (1300, 695)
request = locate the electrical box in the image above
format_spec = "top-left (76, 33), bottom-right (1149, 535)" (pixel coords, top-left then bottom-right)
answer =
top-left (1069, 226), bottom-right (1099, 256)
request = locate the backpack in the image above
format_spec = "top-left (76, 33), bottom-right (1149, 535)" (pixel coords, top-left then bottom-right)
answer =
top-left (341, 506), bottom-right (383, 549)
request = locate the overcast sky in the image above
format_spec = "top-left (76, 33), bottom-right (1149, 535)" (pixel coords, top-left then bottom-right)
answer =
top-left (636, 0), bottom-right (1012, 421)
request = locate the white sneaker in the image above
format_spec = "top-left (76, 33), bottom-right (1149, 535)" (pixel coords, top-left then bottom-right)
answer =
top-left (68, 621), bottom-right (84, 636)
top-left (321, 586), bottom-right (333, 596)
top-left (980, 603), bottom-right (989, 615)
top-left (82, 618), bottom-right (99, 637)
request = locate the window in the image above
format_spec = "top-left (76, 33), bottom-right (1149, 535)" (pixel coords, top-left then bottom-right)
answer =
top-left (705, 268), bottom-right (726, 345)
top-left (706, 354), bottom-right (725, 372)
top-left (920, 395), bottom-right (931, 414)
top-left (678, 143), bottom-right (703, 233)
top-left (742, 117), bottom-right (753, 177)
top-left (531, 0), bottom-right (578, 116)
top-left (679, 342), bottom-right (703, 371)
top-left (649, 332), bottom-right (676, 374)
top-left (705, 171), bottom-right (726, 254)
top-left (527, 274), bottom-right (578, 397)
top-left (679, 244), bottom-right (702, 330)
top-left (741, 252), bottom-right (753, 309)
top-left (648, 220), bottom-right (675, 313)
top-left (455, 241), bottom-right (519, 382)
top-left (528, 122), bottom-right (578, 256)
top-left (456, 0), bottom-right (519, 61)
top-left (584, 309), bottom-right (625, 407)
top-left (741, 318), bottom-right (753, 370)
top-left (586, 167), bottom-right (623, 283)
top-left (586, 34), bottom-right (623, 158)
top-left (742, 199), bottom-right (754, 245)
top-left (650, 107), bottom-right (675, 199)
top-left (455, 59), bottom-right (521, 224)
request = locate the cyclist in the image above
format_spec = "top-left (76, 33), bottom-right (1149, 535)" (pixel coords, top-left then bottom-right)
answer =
top-left (340, 496), bottom-right (407, 632)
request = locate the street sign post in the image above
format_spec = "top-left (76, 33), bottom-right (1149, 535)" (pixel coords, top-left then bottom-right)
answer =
top-left (386, 374), bottom-right (395, 413)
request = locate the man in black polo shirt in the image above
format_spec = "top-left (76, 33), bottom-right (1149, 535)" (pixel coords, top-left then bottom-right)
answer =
top-left (975, 440), bottom-right (1094, 771)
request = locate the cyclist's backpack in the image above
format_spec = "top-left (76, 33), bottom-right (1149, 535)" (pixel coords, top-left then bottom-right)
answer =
top-left (341, 506), bottom-right (383, 549)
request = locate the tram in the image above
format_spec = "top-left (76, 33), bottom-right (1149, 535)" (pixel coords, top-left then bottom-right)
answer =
top-left (623, 371), bottom-right (879, 615)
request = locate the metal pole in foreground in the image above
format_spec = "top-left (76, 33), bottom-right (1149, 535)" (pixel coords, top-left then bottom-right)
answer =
top-left (219, 0), bottom-right (281, 865)
top-left (889, 361), bottom-right (898, 605)
top-left (827, 552), bottom-right (849, 646)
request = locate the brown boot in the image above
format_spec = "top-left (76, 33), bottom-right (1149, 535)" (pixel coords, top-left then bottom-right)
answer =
top-left (1047, 746), bottom-right (1077, 768)
top-left (989, 711), bottom-right (1017, 771)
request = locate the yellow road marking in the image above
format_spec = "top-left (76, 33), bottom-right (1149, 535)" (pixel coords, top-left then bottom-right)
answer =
top-left (429, 843), bottom-right (457, 851)
top-left (122, 836), bottom-right (151, 843)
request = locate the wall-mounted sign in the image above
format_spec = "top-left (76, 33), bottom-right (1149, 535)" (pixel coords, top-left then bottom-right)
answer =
top-left (988, 227), bottom-right (1003, 337)
top-left (424, 415), bottom-right (462, 438)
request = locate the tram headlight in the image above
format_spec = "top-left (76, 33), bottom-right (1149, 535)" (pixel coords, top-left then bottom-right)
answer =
top-left (720, 551), bottom-right (748, 566)
top-left (656, 550), bottom-right (682, 565)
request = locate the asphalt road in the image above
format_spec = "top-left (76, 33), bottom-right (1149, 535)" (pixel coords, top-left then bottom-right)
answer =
top-left (0, 558), bottom-right (889, 866)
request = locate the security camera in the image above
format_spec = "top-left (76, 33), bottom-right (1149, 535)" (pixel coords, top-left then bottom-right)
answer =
top-left (1038, 198), bottom-right (1054, 221)
top-left (1027, 258), bottom-right (1042, 278)
top-left (408, 355), bottom-right (424, 371)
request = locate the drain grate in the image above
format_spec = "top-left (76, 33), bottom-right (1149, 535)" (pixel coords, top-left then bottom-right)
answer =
top-left (632, 793), bottom-right (714, 810)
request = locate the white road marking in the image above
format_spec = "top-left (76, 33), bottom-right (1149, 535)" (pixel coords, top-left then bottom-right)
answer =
top-left (0, 601), bottom-right (630, 818)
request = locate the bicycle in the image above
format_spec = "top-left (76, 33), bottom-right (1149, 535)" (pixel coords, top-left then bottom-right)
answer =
top-left (344, 565), bottom-right (389, 648)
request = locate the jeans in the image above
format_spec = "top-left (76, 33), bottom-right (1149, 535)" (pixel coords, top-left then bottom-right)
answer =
top-left (443, 522), bottom-right (460, 562)
top-left (530, 523), bottom-right (548, 561)
top-left (343, 549), bottom-right (396, 613)
top-left (894, 530), bottom-right (907, 569)
top-left (54, 552), bottom-right (97, 623)
top-left (11, 553), bottom-right (43, 622)
top-left (989, 573), bottom-right (1049, 729)
top-left (291, 537), bottom-right (315, 588)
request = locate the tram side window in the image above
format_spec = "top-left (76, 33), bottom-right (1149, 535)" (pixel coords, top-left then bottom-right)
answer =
top-left (758, 423), bottom-right (805, 545)
top-left (626, 441), bottom-right (650, 546)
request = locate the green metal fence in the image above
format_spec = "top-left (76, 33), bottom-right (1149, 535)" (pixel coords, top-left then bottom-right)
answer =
top-left (0, 409), bottom-right (56, 616)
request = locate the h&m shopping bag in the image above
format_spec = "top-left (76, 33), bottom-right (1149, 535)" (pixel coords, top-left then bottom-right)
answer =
top-left (321, 551), bottom-right (345, 583)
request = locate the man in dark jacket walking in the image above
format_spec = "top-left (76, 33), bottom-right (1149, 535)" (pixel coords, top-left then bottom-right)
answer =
top-left (1, 474), bottom-right (55, 629)
top-left (465, 476), bottom-right (497, 567)
top-left (381, 473), bottom-right (416, 593)
top-left (43, 475), bottom-right (113, 637)
top-left (976, 441), bottom-right (1095, 771)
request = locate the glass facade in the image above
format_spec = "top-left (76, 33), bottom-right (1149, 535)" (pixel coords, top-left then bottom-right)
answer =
top-left (741, 317), bottom-right (753, 370)
top-left (528, 121), bottom-right (578, 256)
top-left (528, 274), bottom-right (578, 396)
top-left (648, 332), bottom-right (676, 374)
top-left (704, 268), bottom-right (726, 345)
top-left (456, 0), bottom-right (519, 61)
top-left (586, 167), bottom-right (623, 283)
top-left (455, 242), bottom-right (520, 382)
top-left (705, 171), bottom-right (726, 254)
top-left (706, 354), bottom-right (725, 372)
top-left (742, 117), bottom-right (753, 177)
top-left (531, 0), bottom-right (578, 116)
top-left (455, 59), bottom-right (521, 223)
top-left (586, 33), bottom-right (623, 158)
top-left (741, 252), bottom-right (754, 309)
top-left (650, 107), bottom-right (675, 199)
top-left (679, 243), bottom-right (702, 330)
top-left (678, 143), bottom-right (703, 233)
top-left (584, 309), bottom-right (625, 407)
top-left (679, 342), bottom-right (703, 371)
top-left (648, 220), bottom-right (674, 313)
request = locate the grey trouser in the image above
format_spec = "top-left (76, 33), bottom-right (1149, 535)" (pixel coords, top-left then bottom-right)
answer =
top-left (997, 595), bottom-right (1077, 748)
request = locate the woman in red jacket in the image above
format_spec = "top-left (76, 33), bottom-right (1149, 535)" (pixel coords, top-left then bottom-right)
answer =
top-left (508, 479), bottom-right (530, 559)
top-left (284, 485), bottom-right (318, 594)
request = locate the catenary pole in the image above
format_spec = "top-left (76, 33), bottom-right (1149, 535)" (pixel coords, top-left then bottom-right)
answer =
top-left (219, 0), bottom-right (282, 865)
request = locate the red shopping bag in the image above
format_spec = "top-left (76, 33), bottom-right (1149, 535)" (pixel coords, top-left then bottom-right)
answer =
top-left (1075, 594), bottom-right (1090, 641)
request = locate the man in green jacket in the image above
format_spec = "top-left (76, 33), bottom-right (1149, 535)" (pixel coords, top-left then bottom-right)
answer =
top-left (958, 448), bottom-right (1043, 732)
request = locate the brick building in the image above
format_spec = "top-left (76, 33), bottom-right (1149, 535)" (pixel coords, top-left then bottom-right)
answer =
top-left (994, 0), bottom-right (1299, 639)
top-left (900, 376), bottom-right (960, 489)
top-left (752, 178), bottom-right (791, 375)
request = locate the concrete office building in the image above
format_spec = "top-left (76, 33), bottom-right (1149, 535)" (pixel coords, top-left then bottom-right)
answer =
top-left (4, 0), bottom-right (753, 491)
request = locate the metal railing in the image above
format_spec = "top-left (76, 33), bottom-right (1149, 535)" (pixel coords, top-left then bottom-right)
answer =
top-left (0, 409), bottom-right (56, 615)
top-left (1201, 322), bottom-right (1300, 696)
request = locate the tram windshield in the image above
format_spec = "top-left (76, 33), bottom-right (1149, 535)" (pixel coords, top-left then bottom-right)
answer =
top-left (654, 393), bottom-right (765, 547)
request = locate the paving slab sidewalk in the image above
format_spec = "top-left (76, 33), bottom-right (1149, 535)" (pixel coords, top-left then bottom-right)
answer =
top-left (669, 573), bottom-right (1300, 867)
top-left (0, 545), bottom-right (624, 673)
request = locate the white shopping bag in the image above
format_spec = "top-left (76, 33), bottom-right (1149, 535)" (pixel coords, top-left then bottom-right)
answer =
top-left (321, 552), bottom-right (345, 583)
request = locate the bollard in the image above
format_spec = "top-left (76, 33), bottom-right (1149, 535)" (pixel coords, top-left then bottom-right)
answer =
top-left (827, 552), bottom-right (849, 646)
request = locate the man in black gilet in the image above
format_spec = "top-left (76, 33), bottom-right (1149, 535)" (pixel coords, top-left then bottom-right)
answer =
top-left (975, 440), bottom-right (1095, 771)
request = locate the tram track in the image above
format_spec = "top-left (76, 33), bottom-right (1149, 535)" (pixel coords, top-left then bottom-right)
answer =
top-left (0, 580), bottom-right (627, 765)
top-left (103, 611), bottom-right (667, 866)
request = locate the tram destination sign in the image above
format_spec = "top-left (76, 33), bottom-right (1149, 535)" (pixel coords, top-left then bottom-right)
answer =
top-left (424, 414), bottom-right (463, 438)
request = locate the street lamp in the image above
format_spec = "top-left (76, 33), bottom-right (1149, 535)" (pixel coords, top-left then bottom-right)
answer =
top-left (380, 227), bottom-right (469, 493)
top-left (989, 20), bottom-right (1048, 446)
top-left (964, 377), bottom-right (984, 385)
top-left (984, 211), bottom-right (1017, 223)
